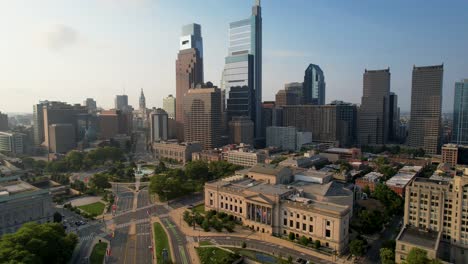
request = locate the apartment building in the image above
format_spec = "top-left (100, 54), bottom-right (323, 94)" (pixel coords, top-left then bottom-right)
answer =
top-left (152, 141), bottom-right (202, 164)
top-left (396, 169), bottom-right (468, 263)
top-left (226, 150), bottom-right (266, 168)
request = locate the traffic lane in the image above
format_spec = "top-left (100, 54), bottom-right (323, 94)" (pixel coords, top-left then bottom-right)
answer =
top-left (168, 193), bottom-right (203, 209)
top-left (106, 226), bottom-right (129, 264)
top-left (116, 192), bottom-right (134, 213)
top-left (136, 223), bottom-right (153, 264)
top-left (137, 189), bottom-right (150, 208)
top-left (203, 237), bottom-right (336, 264)
top-left (160, 217), bottom-right (189, 264)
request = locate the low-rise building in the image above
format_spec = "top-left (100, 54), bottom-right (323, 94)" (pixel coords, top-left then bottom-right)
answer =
top-left (355, 171), bottom-right (383, 192)
top-left (320, 148), bottom-right (362, 162)
top-left (204, 164), bottom-right (353, 254)
top-left (385, 165), bottom-right (423, 196)
top-left (0, 132), bottom-right (25, 155)
top-left (266, 126), bottom-right (312, 152)
top-left (0, 176), bottom-right (53, 235)
top-left (293, 169), bottom-right (333, 184)
top-left (226, 150), bottom-right (266, 168)
top-left (152, 141), bottom-right (202, 164)
top-left (279, 155), bottom-right (328, 169)
top-left (192, 150), bottom-right (223, 162)
top-left (441, 144), bottom-right (458, 167)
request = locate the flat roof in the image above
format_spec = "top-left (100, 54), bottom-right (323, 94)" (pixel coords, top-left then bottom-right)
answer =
top-left (397, 226), bottom-right (440, 249)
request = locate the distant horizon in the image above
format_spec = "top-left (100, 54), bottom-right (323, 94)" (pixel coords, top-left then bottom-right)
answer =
top-left (0, 0), bottom-right (467, 113)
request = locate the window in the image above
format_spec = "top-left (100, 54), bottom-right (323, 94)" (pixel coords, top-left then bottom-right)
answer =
top-left (284, 219), bottom-right (287, 226)
top-left (309, 225), bottom-right (313, 232)
top-left (290, 220), bottom-right (293, 227)
top-left (210, 200), bottom-right (213, 206)
top-left (240, 208), bottom-right (242, 214)
top-left (284, 211), bottom-right (287, 216)
top-left (401, 245), bottom-right (405, 251)
top-left (326, 221), bottom-right (331, 226)
top-left (297, 214), bottom-right (300, 218)
top-left (221, 202), bottom-right (223, 208)
top-left (210, 193), bottom-right (213, 197)
top-left (296, 222), bottom-right (300, 229)
top-left (325, 229), bottom-right (331, 238)
top-left (303, 215), bottom-right (306, 220)
top-left (303, 223), bottom-right (306, 231)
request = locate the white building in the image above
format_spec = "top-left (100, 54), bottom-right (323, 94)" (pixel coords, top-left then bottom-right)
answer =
top-left (0, 132), bottom-right (25, 155)
top-left (163, 94), bottom-right (176, 119)
top-left (266, 126), bottom-right (312, 151)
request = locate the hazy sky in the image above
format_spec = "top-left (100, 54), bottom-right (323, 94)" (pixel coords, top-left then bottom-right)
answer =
top-left (1, 0), bottom-right (467, 113)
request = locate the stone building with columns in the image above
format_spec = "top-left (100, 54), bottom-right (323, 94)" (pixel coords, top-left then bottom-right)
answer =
top-left (204, 164), bottom-right (353, 254)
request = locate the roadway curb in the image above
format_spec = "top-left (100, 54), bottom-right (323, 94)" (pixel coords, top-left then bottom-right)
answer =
top-left (152, 217), bottom-right (176, 264)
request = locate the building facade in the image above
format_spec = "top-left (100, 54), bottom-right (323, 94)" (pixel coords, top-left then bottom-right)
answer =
top-left (229, 116), bottom-right (254, 145)
top-left (389, 93), bottom-right (400, 142)
top-left (222, 1), bottom-right (262, 139)
top-left (282, 104), bottom-right (357, 147)
top-left (83, 98), bottom-right (97, 113)
top-left (441, 144), bottom-right (458, 167)
top-left (48, 124), bottom-right (76, 154)
top-left (152, 141), bottom-right (202, 164)
top-left (0, 112), bottom-right (8, 131)
top-left (150, 109), bottom-right (168, 142)
top-left (226, 149), bottom-right (265, 167)
top-left (163, 94), bottom-right (176, 119)
top-left (204, 164), bottom-right (352, 254)
top-left (114, 95), bottom-right (128, 111)
top-left (175, 24), bottom-right (204, 141)
top-left (183, 84), bottom-right (222, 150)
top-left (408, 65), bottom-right (443, 155)
top-left (303, 64), bottom-right (325, 105)
top-left (453, 79), bottom-right (468, 145)
top-left (275, 89), bottom-right (300, 107)
top-left (0, 132), bottom-right (25, 155)
top-left (396, 170), bottom-right (468, 263)
top-left (358, 68), bottom-right (390, 146)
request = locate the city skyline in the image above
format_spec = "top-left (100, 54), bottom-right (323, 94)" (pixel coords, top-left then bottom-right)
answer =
top-left (1, 0), bottom-right (467, 114)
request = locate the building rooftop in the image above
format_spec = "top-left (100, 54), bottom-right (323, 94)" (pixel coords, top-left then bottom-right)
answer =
top-left (0, 176), bottom-right (49, 203)
top-left (386, 166), bottom-right (423, 188)
top-left (397, 226), bottom-right (441, 250)
top-left (249, 164), bottom-right (290, 176)
top-left (361, 172), bottom-right (384, 182)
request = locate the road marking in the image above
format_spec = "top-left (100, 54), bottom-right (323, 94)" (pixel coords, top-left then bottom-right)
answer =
top-left (179, 245), bottom-right (189, 264)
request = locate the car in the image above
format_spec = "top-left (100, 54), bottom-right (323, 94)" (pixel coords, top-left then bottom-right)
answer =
top-left (75, 221), bottom-right (81, 226)
top-left (295, 258), bottom-right (307, 264)
top-left (187, 204), bottom-right (194, 209)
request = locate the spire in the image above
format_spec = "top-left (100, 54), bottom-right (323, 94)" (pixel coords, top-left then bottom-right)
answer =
top-left (139, 88), bottom-right (146, 110)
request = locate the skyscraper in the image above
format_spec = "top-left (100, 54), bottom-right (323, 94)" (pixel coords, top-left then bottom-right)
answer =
top-left (358, 68), bottom-right (390, 145)
top-left (0, 112), bottom-right (8, 131)
top-left (408, 65), bottom-right (443, 155)
top-left (183, 83), bottom-right (221, 150)
top-left (83, 98), bottom-right (97, 113)
top-left (163, 94), bottom-right (176, 119)
top-left (150, 109), bottom-right (168, 142)
top-left (139, 89), bottom-right (146, 111)
top-left (285, 82), bottom-right (303, 104)
top-left (115, 95), bottom-right (128, 110)
top-left (303, 64), bottom-right (325, 105)
top-left (453, 79), bottom-right (468, 145)
top-left (275, 89), bottom-right (300, 107)
top-left (33, 101), bottom-right (48, 146)
top-left (176, 23), bottom-right (204, 141)
top-left (388, 92), bottom-right (400, 142)
top-left (222, 0), bottom-right (262, 139)
top-left (229, 116), bottom-right (254, 145)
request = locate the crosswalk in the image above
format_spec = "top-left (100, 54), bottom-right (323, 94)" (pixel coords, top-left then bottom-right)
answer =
top-left (114, 218), bottom-right (150, 229)
top-left (80, 233), bottom-right (95, 241)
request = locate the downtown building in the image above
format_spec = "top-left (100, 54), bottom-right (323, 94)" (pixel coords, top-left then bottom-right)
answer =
top-left (149, 108), bottom-right (168, 142)
top-left (282, 103), bottom-right (357, 147)
top-left (229, 116), bottom-right (254, 145)
top-left (0, 131), bottom-right (25, 155)
top-left (163, 94), bottom-right (176, 119)
top-left (395, 168), bottom-right (468, 263)
top-left (0, 112), bottom-right (8, 131)
top-left (452, 79), bottom-right (468, 145)
top-left (204, 164), bottom-right (353, 254)
top-left (303, 64), bottom-right (325, 105)
top-left (175, 24), bottom-right (204, 141)
top-left (358, 68), bottom-right (390, 146)
top-left (222, 1), bottom-right (262, 142)
top-left (408, 65), bottom-right (443, 155)
top-left (183, 83), bottom-right (222, 150)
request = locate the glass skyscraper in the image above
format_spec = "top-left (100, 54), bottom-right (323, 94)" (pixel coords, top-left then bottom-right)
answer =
top-left (453, 79), bottom-right (468, 145)
top-left (303, 64), bottom-right (325, 105)
top-left (223, 0), bottom-right (262, 140)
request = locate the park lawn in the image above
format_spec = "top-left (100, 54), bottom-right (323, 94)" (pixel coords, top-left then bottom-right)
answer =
top-left (230, 248), bottom-right (279, 264)
top-left (196, 247), bottom-right (238, 264)
top-left (89, 242), bottom-right (107, 264)
top-left (192, 204), bottom-right (205, 214)
top-left (153, 222), bottom-right (171, 263)
top-left (198, 241), bottom-right (213, 246)
top-left (78, 202), bottom-right (105, 216)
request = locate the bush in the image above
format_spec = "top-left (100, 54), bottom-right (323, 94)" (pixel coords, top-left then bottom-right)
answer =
top-left (241, 241), bottom-right (247, 248)
top-left (314, 240), bottom-right (321, 249)
top-left (288, 232), bottom-right (295, 241)
top-left (201, 219), bottom-right (210, 232)
top-left (299, 236), bottom-right (309, 246)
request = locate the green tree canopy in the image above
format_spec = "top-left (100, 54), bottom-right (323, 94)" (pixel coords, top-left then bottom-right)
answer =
top-left (404, 248), bottom-right (428, 264)
top-left (380, 248), bottom-right (395, 264)
top-left (0, 222), bottom-right (78, 264)
top-left (349, 239), bottom-right (367, 256)
top-left (90, 173), bottom-right (111, 190)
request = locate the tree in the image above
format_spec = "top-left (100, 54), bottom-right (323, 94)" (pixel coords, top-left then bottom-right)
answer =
top-left (154, 161), bottom-right (167, 174)
top-left (404, 248), bottom-right (428, 264)
top-left (299, 236), bottom-right (309, 246)
top-left (349, 239), bottom-right (366, 256)
top-left (0, 222), bottom-right (78, 263)
top-left (314, 240), bottom-right (321, 249)
top-left (380, 248), bottom-right (395, 264)
top-left (241, 241), bottom-right (246, 248)
top-left (185, 160), bottom-right (211, 181)
top-left (90, 173), bottom-right (111, 190)
top-left (65, 151), bottom-right (85, 171)
top-left (53, 212), bottom-right (63, 223)
top-left (288, 232), bottom-right (295, 241)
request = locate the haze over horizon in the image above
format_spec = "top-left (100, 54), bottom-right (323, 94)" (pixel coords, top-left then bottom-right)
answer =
top-left (1, 0), bottom-right (467, 113)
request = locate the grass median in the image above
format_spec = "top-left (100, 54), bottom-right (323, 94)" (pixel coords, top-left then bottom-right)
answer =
top-left (153, 222), bottom-right (171, 263)
top-left (78, 202), bottom-right (105, 215)
top-left (89, 242), bottom-right (107, 264)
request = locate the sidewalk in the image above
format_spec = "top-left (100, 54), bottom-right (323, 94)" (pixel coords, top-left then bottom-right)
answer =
top-left (169, 207), bottom-right (353, 264)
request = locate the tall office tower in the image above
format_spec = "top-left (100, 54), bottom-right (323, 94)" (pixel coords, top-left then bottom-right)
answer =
top-left (303, 64), bottom-right (325, 105)
top-left (42, 102), bottom-right (87, 152)
top-left (139, 89), bottom-right (146, 111)
top-left (229, 116), bottom-right (254, 145)
top-left (115, 95), bottom-right (129, 111)
top-left (285, 82), bottom-right (303, 104)
top-left (453, 79), bottom-right (468, 145)
top-left (222, 0), bottom-right (262, 139)
top-left (358, 68), bottom-right (390, 146)
top-left (408, 65), bottom-right (443, 155)
top-left (275, 89), bottom-right (300, 107)
top-left (83, 98), bottom-right (97, 113)
top-left (33, 101), bottom-right (48, 146)
top-left (226, 86), bottom-right (255, 122)
top-left (183, 83), bottom-right (222, 150)
top-left (261, 101), bottom-right (283, 138)
top-left (163, 94), bottom-right (176, 119)
top-left (176, 23), bottom-right (204, 141)
top-left (150, 109), bottom-right (168, 142)
top-left (48, 124), bottom-right (76, 154)
top-left (388, 92), bottom-right (399, 142)
top-left (282, 103), bottom-right (357, 147)
top-left (0, 112), bottom-right (8, 131)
